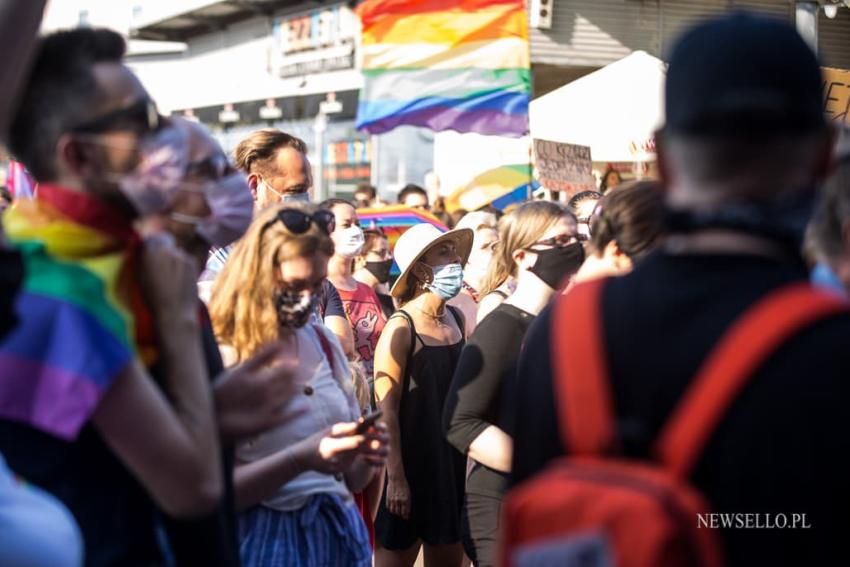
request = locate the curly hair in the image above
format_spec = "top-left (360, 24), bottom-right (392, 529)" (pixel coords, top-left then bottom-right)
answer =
top-left (209, 202), bottom-right (334, 362)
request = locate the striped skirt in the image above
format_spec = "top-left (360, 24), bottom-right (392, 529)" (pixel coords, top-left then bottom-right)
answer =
top-left (239, 494), bottom-right (372, 567)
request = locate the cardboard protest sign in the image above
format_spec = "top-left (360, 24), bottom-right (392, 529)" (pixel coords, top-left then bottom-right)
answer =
top-left (824, 66), bottom-right (850, 126)
top-left (532, 139), bottom-right (595, 197)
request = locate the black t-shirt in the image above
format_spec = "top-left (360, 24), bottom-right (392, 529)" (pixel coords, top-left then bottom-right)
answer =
top-left (157, 305), bottom-right (239, 567)
top-left (321, 279), bottom-right (345, 320)
top-left (510, 251), bottom-right (850, 566)
top-left (444, 303), bottom-right (535, 498)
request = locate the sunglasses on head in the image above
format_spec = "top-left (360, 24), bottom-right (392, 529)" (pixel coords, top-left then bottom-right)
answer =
top-left (71, 98), bottom-right (161, 135)
top-left (264, 209), bottom-right (336, 235)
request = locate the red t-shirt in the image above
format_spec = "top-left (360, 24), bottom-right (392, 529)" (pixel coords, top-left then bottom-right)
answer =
top-left (337, 282), bottom-right (387, 379)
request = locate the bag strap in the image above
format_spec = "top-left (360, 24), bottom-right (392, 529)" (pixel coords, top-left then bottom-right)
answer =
top-left (552, 278), bottom-right (617, 455)
top-left (654, 283), bottom-right (848, 477)
top-left (313, 324), bottom-right (337, 371)
top-left (553, 280), bottom-right (848, 472)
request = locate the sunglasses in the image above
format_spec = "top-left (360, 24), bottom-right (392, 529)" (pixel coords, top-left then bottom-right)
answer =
top-left (528, 233), bottom-right (583, 249)
top-left (263, 209), bottom-right (336, 236)
top-left (71, 98), bottom-right (162, 135)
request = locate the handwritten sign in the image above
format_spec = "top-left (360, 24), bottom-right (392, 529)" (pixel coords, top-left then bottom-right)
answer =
top-left (533, 139), bottom-right (595, 196)
top-left (824, 66), bottom-right (850, 126)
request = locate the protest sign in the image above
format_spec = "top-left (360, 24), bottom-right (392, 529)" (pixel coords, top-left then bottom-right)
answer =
top-left (824, 66), bottom-right (850, 126)
top-left (532, 139), bottom-right (595, 197)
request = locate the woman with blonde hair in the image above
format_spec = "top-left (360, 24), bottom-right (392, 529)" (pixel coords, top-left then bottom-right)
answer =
top-left (443, 200), bottom-right (583, 567)
top-left (210, 202), bottom-right (387, 567)
top-left (476, 205), bottom-right (578, 322)
top-left (373, 223), bottom-right (473, 567)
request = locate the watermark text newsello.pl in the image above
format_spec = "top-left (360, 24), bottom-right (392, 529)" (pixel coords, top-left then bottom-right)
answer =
top-left (697, 513), bottom-right (811, 529)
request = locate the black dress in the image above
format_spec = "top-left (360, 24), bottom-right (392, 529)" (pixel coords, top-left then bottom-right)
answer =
top-left (375, 307), bottom-right (466, 550)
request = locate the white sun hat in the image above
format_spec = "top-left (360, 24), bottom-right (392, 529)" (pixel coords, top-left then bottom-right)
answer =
top-left (390, 223), bottom-right (473, 299)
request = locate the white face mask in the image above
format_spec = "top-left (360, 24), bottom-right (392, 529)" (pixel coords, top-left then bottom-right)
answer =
top-left (333, 225), bottom-right (365, 258)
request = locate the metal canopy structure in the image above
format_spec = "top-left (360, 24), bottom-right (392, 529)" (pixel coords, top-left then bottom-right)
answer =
top-left (131, 0), bottom-right (339, 42)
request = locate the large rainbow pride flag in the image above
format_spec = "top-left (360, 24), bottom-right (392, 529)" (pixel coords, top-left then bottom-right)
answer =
top-left (0, 185), bottom-right (152, 440)
top-left (355, 0), bottom-right (531, 137)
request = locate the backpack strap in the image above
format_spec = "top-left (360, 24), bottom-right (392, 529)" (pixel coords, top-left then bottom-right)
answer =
top-left (655, 283), bottom-right (848, 478)
top-left (313, 324), bottom-right (337, 370)
top-left (552, 278), bottom-right (617, 455)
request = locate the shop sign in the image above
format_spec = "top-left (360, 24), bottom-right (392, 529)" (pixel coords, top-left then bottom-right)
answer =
top-left (272, 4), bottom-right (356, 77)
top-left (823, 66), bottom-right (850, 125)
top-left (533, 139), bottom-right (595, 196)
top-left (324, 139), bottom-right (371, 187)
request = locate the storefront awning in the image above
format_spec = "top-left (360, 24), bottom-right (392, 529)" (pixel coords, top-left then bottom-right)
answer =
top-left (131, 0), bottom-right (333, 42)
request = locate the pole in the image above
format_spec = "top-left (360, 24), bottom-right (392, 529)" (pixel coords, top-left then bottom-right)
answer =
top-left (370, 133), bottom-right (380, 193)
top-left (313, 112), bottom-right (328, 201)
top-left (795, 2), bottom-right (819, 54)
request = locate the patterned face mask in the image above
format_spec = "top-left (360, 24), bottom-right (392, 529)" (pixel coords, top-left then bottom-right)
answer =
top-left (273, 287), bottom-right (319, 329)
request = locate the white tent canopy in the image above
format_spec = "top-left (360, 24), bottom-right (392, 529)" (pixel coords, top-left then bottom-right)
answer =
top-left (530, 51), bottom-right (666, 163)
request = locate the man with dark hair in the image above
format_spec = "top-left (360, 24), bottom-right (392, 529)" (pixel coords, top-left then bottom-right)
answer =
top-left (233, 128), bottom-right (312, 207)
top-left (0, 28), bottom-right (223, 565)
top-left (398, 183), bottom-right (430, 211)
top-left (354, 182), bottom-right (378, 208)
top-left (511, 13), bottom-right (849, 565)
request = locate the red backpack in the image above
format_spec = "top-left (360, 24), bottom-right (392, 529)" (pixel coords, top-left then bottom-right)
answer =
top-left (500, 279), bottom-right (847, 567)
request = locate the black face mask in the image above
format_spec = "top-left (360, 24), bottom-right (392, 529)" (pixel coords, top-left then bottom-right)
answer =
top-left (528, 242), bottom-right (585, 290)
top-left (365, 259), bottom-right (393, 284)
top-left (0, 247), bottom-right (24, 341)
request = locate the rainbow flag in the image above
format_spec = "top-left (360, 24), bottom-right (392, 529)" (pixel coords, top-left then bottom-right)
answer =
top-left (0, 185), bottom-right (150, 440)
top-left (355, 0), bottom-right (531, 137)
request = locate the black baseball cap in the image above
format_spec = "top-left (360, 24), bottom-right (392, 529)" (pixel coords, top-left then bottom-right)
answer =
top-left (664, 12), bottom-right (826, 136)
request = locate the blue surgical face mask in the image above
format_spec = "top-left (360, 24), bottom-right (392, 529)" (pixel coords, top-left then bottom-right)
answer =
top-left (424, 262), bottom-right (464, 300)
top-left (260, 179), bottom-right (311, 204)
top-left (282, 191), bottom-right (311, 203)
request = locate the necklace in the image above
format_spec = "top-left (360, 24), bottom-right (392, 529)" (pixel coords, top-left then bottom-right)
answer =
top-left (410, 304), bottom-right (448, 326)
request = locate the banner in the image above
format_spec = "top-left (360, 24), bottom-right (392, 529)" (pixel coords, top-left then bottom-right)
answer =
top-left (532, 139), bottom-right (595, 196)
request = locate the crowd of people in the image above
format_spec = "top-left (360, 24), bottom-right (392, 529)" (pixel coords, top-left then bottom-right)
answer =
top-left (0, 7), bottom-right (848, 567)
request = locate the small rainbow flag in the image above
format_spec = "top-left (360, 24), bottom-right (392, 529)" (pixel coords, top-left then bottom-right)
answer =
top-left (0, 185), bottom-right (152, 440)
top-left (355, 0), bottom-right (531, 137)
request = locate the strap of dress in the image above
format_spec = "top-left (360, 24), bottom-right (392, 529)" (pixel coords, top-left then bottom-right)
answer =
top-left (389, 309), bottom-right (421, 360)
top-left (446, 305), bottom-right (464, 333)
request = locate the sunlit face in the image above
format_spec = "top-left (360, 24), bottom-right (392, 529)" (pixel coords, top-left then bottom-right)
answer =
top-left (278, 253), bottom-right (328, 295)
top-left (402, 192), bottom-right (430, 211)
top-left (474, 227), bottom-right (498, 256)
top-left (66, 62), bottom-right (160, 206)
top-left (255, 147), bottom-right (313, 207)
top-left (574, 199), bottom-right (599, 238)
top-left (518, 216), bottom-right (579, 271)
top-left (421, 239), bottom-right (462, 269)
top-left (331, 203), bottom-right (360, 233)
top-left (365, 235), bottom-right (392, 262)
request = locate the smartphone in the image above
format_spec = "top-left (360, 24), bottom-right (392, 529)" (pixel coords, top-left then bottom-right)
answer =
top-left (354, 410), bottom-right (383, 434)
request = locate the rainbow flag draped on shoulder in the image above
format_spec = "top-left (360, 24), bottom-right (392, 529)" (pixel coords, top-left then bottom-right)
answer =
top-left (0, 185), bottom-right (153, 441)
top-left (355, 0), bottom-right (531, 137)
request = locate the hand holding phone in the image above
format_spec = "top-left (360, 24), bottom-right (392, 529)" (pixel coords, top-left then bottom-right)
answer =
top-left (354, 410), bottom-right (383, 434)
